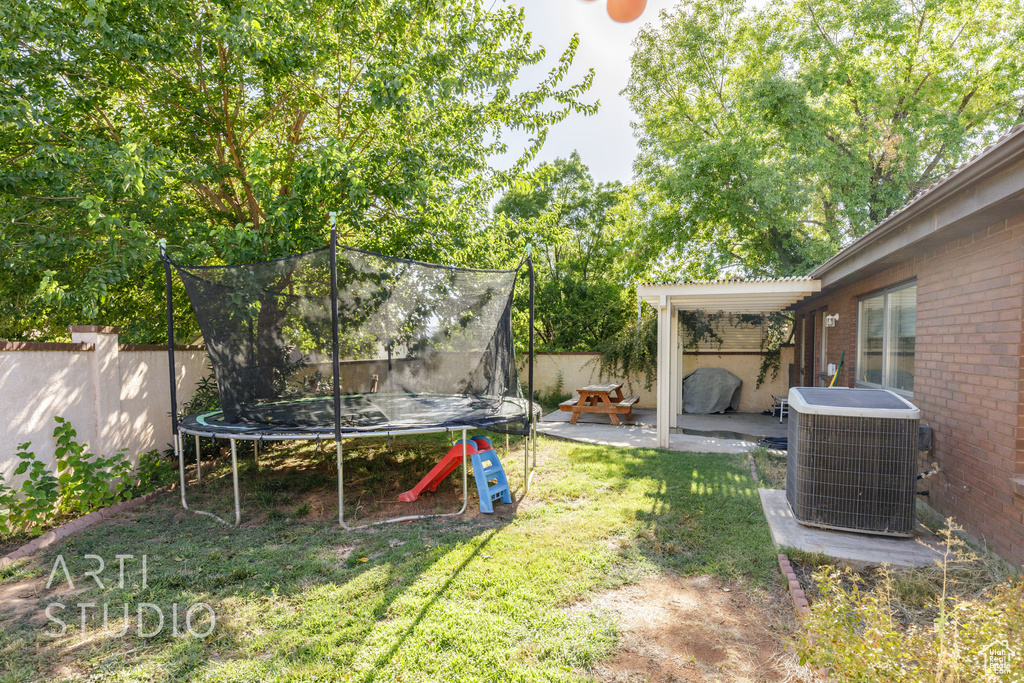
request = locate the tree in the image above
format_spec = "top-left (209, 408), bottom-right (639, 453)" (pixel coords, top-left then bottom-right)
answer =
top-left (492, 153), bottom-right (634, 352)
top-left (0, 0), bottom-right (595, 342)
top-left (626, 0), bottom-right (1024, 278)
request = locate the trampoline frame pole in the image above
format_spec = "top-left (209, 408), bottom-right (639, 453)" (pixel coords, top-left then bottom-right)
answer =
top-left (160, 241), bottom-right (184, 508)
top-left (230, 438), bottom-right (240, 525)
top-left (524, 432), bottom-right (528, 491)
top-left (177, 434), bottom-right (187, 510)
top-left (176, 431), bottom-right (231, 526)
top-left (526, 247), bottom-right (535, 492)
top-left (460, 429), bottom-right (468, 515)
top-left (532, 419), bottom-right (537, 468)
top-left (195, 434), bottom-right (201, 482)
top-left (330, 216), bottom-right (347, 529)
top-left (337, 438), bottom-right (347, 529)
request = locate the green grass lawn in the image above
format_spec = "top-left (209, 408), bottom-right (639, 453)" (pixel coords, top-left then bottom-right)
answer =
top-left (0, 436), bottom-right (781, 682)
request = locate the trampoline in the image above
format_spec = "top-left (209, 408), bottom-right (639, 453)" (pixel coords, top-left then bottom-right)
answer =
top-left (160, 222), bottom-right (538, 528)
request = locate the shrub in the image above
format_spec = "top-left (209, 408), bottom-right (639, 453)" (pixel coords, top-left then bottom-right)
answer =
top-left (1, 442), bottom-right (61, 534)
top-left (53, 417), bottom-right (134, 516)
top-left (181, 366), bottom-right (220, 415)
top-left (797, 522), bottom-right (1024, 682)
top-left (536, 370), bottom-right (572, 411)
top-left (1, 418), bottom-right (177, 538)
top-left (135, 449), bottom-right (178, 493)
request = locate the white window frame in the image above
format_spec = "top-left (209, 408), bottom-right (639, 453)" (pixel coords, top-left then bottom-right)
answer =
top-left (819, 306), bottom-right (828, 386)
top-left (855, 280), bottom-right (916, 397)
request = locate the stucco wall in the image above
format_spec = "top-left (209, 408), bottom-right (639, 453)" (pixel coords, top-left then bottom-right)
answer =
top-left (527, 353), bottom-right (658, 408)
top-left (0, 330), bottom-right (208, 490)
top-left (0, 346), bottom-right (98, 488)
top-left (118, 348), bottom-right (209, 458)
top-left (527, 347), bottom-right (793, 414)
top-left (681, 348), bottom-right (794, 412)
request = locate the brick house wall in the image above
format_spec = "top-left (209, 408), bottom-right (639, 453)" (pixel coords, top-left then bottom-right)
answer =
top-left (793, 213), bottom-right (1024, 566)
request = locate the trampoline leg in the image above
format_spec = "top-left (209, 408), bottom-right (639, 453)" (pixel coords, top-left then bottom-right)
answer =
top-left (254, 440), bottom-right (259, 470)
top-left (230, 438), bottom-right (241, 526)
top-left (195, 434), bottom-right (201, 482)
top-left (458, 428), bottom-right (468, 515)
top-left (337, 438), bottom-right (351, 530)
top-left (532, 419), bottom-right (537, 468)
top-left (178, 433), bottom-right (189, 510)
top-left (524, 429), bottom-right (529, 494)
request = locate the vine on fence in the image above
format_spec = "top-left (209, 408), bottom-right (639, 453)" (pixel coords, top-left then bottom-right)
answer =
top-left (599, 308), bottom-right (792, 390)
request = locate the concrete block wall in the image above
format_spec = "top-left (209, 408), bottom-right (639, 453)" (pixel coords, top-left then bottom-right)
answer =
top-left (793, 214), bottom-right (1024, 566)
top-left (0, 327), bottom-right (207, 490)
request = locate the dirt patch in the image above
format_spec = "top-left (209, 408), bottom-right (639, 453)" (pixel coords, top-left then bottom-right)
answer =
top-left (0, 562), bottom-right (91, 625)
top-left (582, 575), bottom-right (813, 682)
top-left (0, 574), bottom-right (48, 622)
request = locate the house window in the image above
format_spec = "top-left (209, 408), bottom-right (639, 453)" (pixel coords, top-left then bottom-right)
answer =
top-left (856, 282), bottom-right (916, 394)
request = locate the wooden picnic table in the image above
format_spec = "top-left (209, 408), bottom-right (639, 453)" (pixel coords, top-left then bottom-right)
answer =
top-left (558, 382), bottom-right (640, 426)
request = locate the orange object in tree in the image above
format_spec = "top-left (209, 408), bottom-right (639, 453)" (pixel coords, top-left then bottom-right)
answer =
top-left (607, 0), bottom-right (647, 22)
top-left (398, 440), bottom-right (477, 502)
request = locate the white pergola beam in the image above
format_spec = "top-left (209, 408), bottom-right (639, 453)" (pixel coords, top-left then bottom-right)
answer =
top-left (669, 308), bottom-right (680, 429)
top-left (639, 278), bottom-right (822, 448)
top-left (656, 295), bottom-right (672, 449)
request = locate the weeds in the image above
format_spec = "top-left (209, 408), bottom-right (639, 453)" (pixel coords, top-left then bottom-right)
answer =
top-left (535, 370), bottom-right (572, 411)
top-left (1, 418), bottom-right (176, 541)
top-left (798, 521), bottom-right (1024, 681)
top-left (749, 446), bottom-right (787, 489)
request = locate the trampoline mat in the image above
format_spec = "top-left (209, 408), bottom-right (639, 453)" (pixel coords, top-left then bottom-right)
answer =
top-left (179, 393), bottom-right (532, 436)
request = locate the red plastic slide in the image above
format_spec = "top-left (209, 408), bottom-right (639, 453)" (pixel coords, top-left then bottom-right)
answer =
top-left (398, 440), bottom-right (478, 502)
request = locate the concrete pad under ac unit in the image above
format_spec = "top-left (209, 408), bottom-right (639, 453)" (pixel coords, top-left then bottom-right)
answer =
top-left (759, 488), bottom-right (947, 569)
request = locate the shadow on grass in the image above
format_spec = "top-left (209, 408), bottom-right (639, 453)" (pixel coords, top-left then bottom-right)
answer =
top-left (182, 432), bottom-right (529, 526)
top-left (0, 434), bottom-right (518, 681)
top-left (361, 528), bottom-right (498, 683)
top-left (562, 445), bottom-right (777, 584)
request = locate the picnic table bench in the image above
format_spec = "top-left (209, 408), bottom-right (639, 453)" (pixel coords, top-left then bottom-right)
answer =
top-left (558, 382), bottom-right (639, 425)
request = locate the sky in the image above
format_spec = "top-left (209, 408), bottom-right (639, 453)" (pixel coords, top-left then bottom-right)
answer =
top-left (495, 0), bottom-right (682, 185)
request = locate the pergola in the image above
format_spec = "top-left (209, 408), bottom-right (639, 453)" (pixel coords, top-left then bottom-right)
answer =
top-left (637, 277), bottom-right (822, 448)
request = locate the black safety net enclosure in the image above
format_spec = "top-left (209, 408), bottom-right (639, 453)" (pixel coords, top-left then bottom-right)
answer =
top-left (167, 244), bottom-right (531, 436)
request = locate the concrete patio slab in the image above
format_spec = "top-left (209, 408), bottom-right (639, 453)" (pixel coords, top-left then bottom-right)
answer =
top-left (538, 409), bottom-right (759, 454)
top-left (674, 412), bottom-right (788, 441)
top-left (538, 408), bottom-right (789, 454)
top-left (759, 488), bottom-right (946, 569)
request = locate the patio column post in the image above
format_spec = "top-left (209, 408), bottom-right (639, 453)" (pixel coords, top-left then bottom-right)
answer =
top-left (669, 309), bottom-right (680, 428)
top-left (656, 295), bottom-right (671, 449)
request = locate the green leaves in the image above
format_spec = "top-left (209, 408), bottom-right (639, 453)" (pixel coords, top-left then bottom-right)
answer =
top-left (626, 0), bottom-right (1024, 277)
top-left (0, 0), bottom-right (593, 342)
top-left (492, 153), bottom-right (633, 353)
top-left (0, 417), bottom-right (154, 537)
top-left (3, 442), bottom-right (60, 534)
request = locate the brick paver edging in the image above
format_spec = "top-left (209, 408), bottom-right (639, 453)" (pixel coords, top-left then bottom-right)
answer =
top-left (0, 485), bottom-right (173, 569)
top-left (779, 553), bottom-right (810, 617)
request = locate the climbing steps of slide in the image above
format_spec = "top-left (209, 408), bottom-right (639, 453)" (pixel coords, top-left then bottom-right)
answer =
top-left (469, 436), bottom-right (511, 514)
